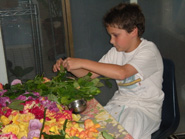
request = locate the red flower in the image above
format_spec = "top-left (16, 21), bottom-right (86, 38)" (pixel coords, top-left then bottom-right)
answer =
top-left (0, 107), bottom-right (12, 117)
top-left (29, 106), bottom-right (44, 119)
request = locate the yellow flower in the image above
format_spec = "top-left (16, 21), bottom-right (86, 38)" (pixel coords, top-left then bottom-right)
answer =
top-left (57, 104), bottom-right (64, 111)
top-left (12, 112), bottom-right (20, 125)
top-left (45, 119), bottom-right (56, 125)
top-left (19, 122), bottom-right (29, 132)
top-left (72, 114), bottom-right (81, 121)
top-left (22, 113), bottom-right (35, 122)
top-left (49, 125), bottom-right (60, 134)
top-left (1, 115), bottom-right (11, 125)
top-left (12, 112), bottom-right (35, 125)
top-left (17, 130), bottom-right (27, 139)
top-left (57, 118), bottom-right (65, 125)
top-left (2, 124), bottom-right (20, 135)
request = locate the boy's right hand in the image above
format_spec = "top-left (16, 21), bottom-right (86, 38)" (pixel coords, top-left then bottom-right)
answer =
top-left (53, 58), bottom-right (63, 72)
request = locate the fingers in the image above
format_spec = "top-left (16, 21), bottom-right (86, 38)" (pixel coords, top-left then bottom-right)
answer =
top-left (53, 58), bottom-right (63, 72)
top-left (62, 58), bottom-right (70, 70)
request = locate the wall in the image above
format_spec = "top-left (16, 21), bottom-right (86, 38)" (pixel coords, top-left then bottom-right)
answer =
top-left (139, 0), bottom-right (185, 133)
top-left (69, 0), bottom-right (128, 105)
top-left (69, 0), bottom-right (185, 133)
top-left (0, 27), bottom-right (8, 84)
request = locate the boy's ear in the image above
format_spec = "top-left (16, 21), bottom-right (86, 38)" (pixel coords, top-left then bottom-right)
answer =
top-left (131, 27), bottom-right (138, 37)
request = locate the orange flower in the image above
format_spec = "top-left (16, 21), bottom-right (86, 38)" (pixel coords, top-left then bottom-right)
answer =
top-left (0, 83), bottom-right (3, 90)
top-left (43, 77), bottom-right (50, 83)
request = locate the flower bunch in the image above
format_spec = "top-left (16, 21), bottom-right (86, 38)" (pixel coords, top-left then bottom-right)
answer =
top-left (0, 81), bottom-right (101, 139)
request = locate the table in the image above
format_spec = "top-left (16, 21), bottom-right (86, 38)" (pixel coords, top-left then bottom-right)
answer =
top-left (80, 99), bottom-right (133, 139)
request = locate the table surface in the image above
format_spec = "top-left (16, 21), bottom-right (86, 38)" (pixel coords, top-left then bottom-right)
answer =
top-left (80, 99), bottom-right (133, 139)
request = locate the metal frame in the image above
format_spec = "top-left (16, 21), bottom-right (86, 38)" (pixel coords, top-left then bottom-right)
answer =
top-left (0, 0), bottom-right (43, 77)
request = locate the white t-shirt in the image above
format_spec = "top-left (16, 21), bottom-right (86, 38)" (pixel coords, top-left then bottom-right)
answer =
top-left (99, 38), bottom-right (164, 121)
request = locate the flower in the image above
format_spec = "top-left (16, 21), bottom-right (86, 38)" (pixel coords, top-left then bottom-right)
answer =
top-left (28, 106), bottom-right (45, 120)
top-left (0, 74), bottom-right (103, 139)
top-left (0, 132), bottom-right (18, 139)
top-left (0, 97), bottom-right (11, 107)
top-left (27, 129), bottom-right (40, 139)
top-left (0, 83), bottom-right (3, 90)
top-left (0, 92), bottom-right (101, 139)
top-left (28, 119), bottom-right (42, 131)
top-left (2, 124), bottom-right (20, 136)
top-left (11, 79), bottom-right (22, 86)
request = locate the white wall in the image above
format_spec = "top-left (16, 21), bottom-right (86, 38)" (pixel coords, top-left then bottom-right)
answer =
top-left (0, 26), bottom-right (8, 84)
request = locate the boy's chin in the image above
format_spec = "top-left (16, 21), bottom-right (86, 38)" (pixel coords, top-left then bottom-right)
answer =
top-left (115, 48), bottom-right (123, 52)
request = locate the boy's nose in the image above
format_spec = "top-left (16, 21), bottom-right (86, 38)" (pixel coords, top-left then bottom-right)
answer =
top-left (110, 38), bottom-right (114, 44)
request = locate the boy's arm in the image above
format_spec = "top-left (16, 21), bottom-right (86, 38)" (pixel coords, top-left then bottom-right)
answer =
top-left (66, 69), bottom-right (100, 78)
top-left (63, 57), bottom-right (137, 80)
top-left (53, 58), bottom-right (100, 78)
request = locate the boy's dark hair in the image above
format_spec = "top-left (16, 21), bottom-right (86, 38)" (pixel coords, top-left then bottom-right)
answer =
top-left (103, 3), bottom-right (145, 37)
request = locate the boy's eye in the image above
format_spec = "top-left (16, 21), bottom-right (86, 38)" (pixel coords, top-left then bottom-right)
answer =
top-left (113, 34), bottom-right (118, 37)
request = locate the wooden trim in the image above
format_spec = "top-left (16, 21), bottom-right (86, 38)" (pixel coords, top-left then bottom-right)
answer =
top-left (61, 0), bottom-right (74, 57)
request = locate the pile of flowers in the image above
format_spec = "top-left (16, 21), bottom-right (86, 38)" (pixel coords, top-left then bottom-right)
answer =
top-left (0, 79), bottom-right (101, 139)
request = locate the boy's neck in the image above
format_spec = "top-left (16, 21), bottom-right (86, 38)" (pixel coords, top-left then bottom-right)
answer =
top-left (126, 37), bottom-right (141, 53)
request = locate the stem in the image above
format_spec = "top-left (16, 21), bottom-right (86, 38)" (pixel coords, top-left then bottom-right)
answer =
top-left (39, 108), bottom-right (47, 139)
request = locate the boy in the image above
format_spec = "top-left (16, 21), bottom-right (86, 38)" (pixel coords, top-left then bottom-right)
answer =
top-left (53, 3), bottom-right (164, 139)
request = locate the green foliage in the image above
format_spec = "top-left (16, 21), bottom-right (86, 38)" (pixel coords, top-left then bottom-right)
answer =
top-left (3, 69), bottom-right (105, 106)
top-left (8, 100), bottom-right (24, 111)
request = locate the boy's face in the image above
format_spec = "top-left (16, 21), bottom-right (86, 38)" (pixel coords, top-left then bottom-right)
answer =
top-left (106, 26), bottom-right (138, 52)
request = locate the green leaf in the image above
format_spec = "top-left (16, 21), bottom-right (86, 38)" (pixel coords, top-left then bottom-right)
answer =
top-left (60, 65), bottom-right (65, 72)
top-left (102, 131), bottom-right (114, 139)
top-left (8, 100), bottom-right (24, 111)
top-left (42, 133), bottom-right (65, 139)
top-left (73, 81), bottom-right (80, 89)
top-left (47, 94), bottom-right (59, 103)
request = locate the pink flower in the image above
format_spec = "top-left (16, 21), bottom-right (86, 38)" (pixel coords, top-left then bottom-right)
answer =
top-left (29, 119), bottom-right (42, 131)
top-left (11, 79), bottom-right (22, 86)
top-left (0, 132), bottom-right (18, 139)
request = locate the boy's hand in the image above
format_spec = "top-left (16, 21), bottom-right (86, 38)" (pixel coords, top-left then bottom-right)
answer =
top-left (53, 58), bottom-right (63, 72)
top-left (63, 57), bottom-right (82, 71)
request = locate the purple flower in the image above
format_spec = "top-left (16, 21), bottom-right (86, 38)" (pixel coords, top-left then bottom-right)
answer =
top-left (0, 97), bottom-right (11, 107)
top-left (27, 129), bottom-right (40, 139)
top-left (21, 136), bottom-right (27, 139)
top-left (11, 79), bottom-right (22, 86)
top-left (40, 99), bottom-right (59, 112)
top-left (0, 90), bottom-right (7, 96)
top-left (16, 95), bottom-right (27, 101)
top-left (33, 92), bottom-right (40, 97)
top-left (16, 92), bottom-right (41, 101)
top-left (29, 119), bottom-right (42, 130)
